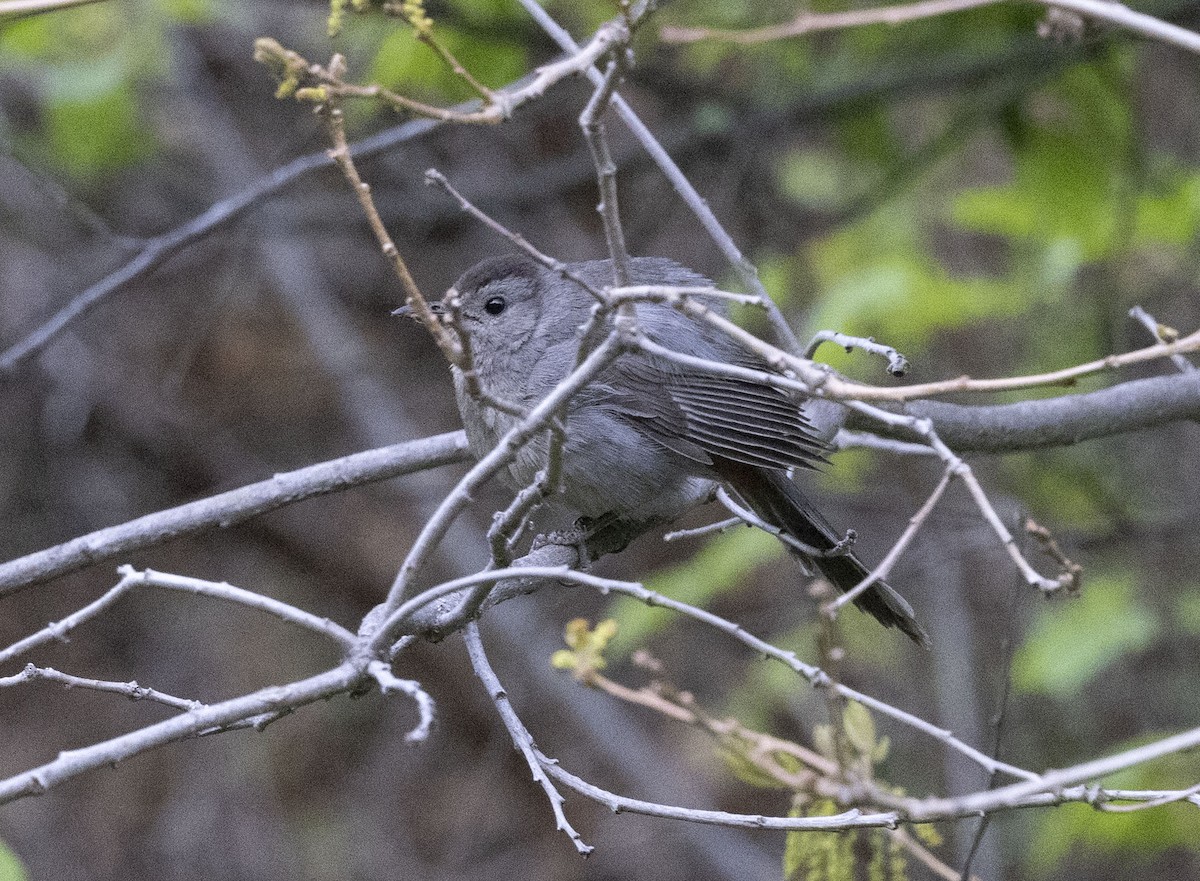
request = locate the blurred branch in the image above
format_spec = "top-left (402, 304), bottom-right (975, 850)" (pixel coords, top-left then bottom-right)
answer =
top-left (662, 0), bottom-right (1200, 56)
top-left (0, 113), bottom-right (454, 374)
top-left (0, 0), bottom-right (108, 21)
top-left (0, 432), bottom-right (468, 597)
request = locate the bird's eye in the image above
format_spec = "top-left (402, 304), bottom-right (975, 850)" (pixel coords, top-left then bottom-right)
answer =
top-left (484, 296), bottom-right (506, 316)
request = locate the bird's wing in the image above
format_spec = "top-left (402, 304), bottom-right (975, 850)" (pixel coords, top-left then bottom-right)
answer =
top-left (588, 357), bottom-right (829, 472)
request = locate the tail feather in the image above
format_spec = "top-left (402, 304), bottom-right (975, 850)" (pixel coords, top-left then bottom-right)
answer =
top-left (714, 459), bottom-right (930, 648)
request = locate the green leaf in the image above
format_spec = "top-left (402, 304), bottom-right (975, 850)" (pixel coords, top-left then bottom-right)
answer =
top-left (366, 24), bottom-right (526, 102)
top-left (842, 700), bottom-right (877, 758)
top-left (45, 83), bottom-right (147, 175)
top-left (1133, 165), bottom-right (1200, 248)
top-left (0, 840), bottom-right (27, 881)
top-left (1012, 571), bottom-right (1158, 698)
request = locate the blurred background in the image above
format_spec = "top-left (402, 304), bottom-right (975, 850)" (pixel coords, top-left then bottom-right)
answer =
top-left (1, 0), bottom-right (1199, 878)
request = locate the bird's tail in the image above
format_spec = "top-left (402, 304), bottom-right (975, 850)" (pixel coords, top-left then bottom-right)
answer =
top-left (716, 460), bottom-right (930, 647)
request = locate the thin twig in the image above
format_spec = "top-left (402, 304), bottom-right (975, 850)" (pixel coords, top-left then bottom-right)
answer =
top-left (1, 566), bottom-right (355, 667)
top-left (663, 516), bottom-right (745, 542)
top-left (464, 622), bottom-right (594, 855)
top-left (321, 92), bottom-right (460, 364)
top-left (663, 0), bottom-right (1000, 42)
top-left (833, 429), bottom-right (940, 457)
top-left (820, 327), bottom-right (1200, 401)
top-left (1129, 305), bottom-right (1196, 373)
top-left (516, 0), bottom-right (803, 354)
top-left (804, 330), bottom-right (910, 377)
top-left (255, 17), bottom-right (630, 124)
top-left (580, 57), bottom-right (633, 288)
top-left (424, 168), bottom-right (608, 302)
top-left (0, 664), bottom-right (203, 713)
top-left (366, 660), bottom-right (436, 743)
top-left (824, 467), bottom-right (953, 614)
top-left (0, 664), bottom-right (363, 805)
top-left (716, 487), bottom-right (854, 559)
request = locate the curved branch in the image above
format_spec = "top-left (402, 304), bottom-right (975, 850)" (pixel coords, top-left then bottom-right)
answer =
top-left (846, 372), bottom-right (1200, 452)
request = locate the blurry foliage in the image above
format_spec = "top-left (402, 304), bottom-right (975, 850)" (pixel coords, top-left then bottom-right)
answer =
top-left (1002, 450), bottom-right (1118, 531)
top-left (1175, 591), bottom-right (1200, 636)
top-left (1012, 570), bottom-right (1160, 699)
top-left (0, 841), bottom-right (25, 881)
top-left (1029, 746), bottom-right (1200, 872)
top-left (607, 526), bottom-right (784, 653)
top-left (0, 0), bottom-right (215, 179)
top-left (362, 15), bottom-right (527, 102)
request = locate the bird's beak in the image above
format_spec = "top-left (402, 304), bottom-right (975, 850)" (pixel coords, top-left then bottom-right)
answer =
top-left (392, 299), bottom-right (447, 320)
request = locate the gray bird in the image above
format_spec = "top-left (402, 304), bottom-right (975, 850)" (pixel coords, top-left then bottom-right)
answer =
top-left (404, 254), bottom-right (928, 646)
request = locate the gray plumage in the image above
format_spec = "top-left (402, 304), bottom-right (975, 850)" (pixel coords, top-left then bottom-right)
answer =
top-left (436, 254), bottom-right (928, 646)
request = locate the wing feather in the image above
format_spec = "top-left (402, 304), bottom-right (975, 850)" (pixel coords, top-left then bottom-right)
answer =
top-left (592, 357), bottom-right (828, 472)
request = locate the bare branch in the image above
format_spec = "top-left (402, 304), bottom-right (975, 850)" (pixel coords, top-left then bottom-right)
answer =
top-left (516, 0), bottom-right (804, 354)
top-left (580, 57), bottom-right (633, 287)
top-left (464, 622), bottom-right (594, 855)
top-left (820, 327), bottom-right (1200, 401)
top-left (0, 664), bottom-right (362, 806)
top-left (804, 330), bottom-right (910, 377)
top-left (255, 17), bottom-right (630, 124)
top-left (855, 372), bottom-right (1200, 452)
top-left (0, 432), bottom-right (469, 597)
top-left (1, 567), bottom-right (355, 667)
top-left (0, 664), bottom-right (203, 713)
top-left (366, 660), bottom-right (436, 743)
top-left (823, 466), bottom-right (953, 614)
top-left (0, 114), bottom-right (452, 374)
top-left (907, 724), bottom-right (1200, 821)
